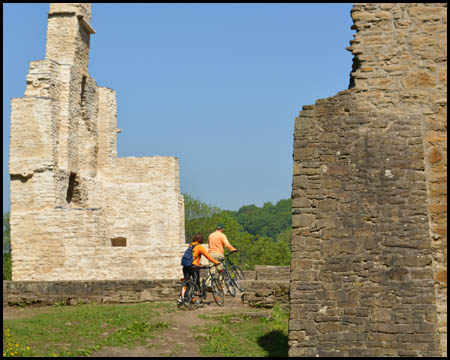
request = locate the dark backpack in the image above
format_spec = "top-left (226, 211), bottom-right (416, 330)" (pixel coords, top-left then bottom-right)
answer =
top-left (181, 243), bottom-right (198, 267)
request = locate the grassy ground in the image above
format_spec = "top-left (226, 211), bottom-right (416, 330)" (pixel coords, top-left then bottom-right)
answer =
top-left (194, 304), bottom-right (289, 357)
top-left (3, 302), bottom-right (289, 357)
top-left (3, 302), bottom-right (171, 357)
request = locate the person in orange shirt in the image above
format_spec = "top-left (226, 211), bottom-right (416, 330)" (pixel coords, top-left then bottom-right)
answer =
top-left (183, 232), bottom-right (220, 291)
top-left (208, 224), bottom-right (238, 278)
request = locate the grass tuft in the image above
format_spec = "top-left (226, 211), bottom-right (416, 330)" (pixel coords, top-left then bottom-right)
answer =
top-left (3, 302), bottom-right (174, 357)
top-left (195, 303), bottom-right (289, 357)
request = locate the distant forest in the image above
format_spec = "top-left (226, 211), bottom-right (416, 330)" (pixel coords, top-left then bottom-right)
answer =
top-left (2, 195), bottom-right (292, 279)
top-left (184, 193), bottom-right (292, 270)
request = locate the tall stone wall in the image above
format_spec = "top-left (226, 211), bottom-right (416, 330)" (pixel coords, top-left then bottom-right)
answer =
top-left (290, 3), bottom-right (446, 357)
top-left (9, 3), bottom-right (187, 281)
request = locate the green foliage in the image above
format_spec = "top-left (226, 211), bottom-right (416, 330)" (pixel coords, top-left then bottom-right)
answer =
top-left (183, 193), bottom-right (221, 221)
top-left (259, 303), bottom-right (289, 331)
top-left (3, 212), bottom-right (12, 280)
top-left (196, 305), bottom-right (289, 357)
top-left (3, 302), bottom-right (174, 357)
top-left (236, 199), bottom-right (292, 240)
top-left (103, 320), bottom-right (169, 348)
top-left (3, 328), bottom-right (34, 357)
top-left (242, 236), bottom-right (291, 269)
top-left (3, 212), bottom-right (11, 253)
top-left (4, 253), bottom-right (12, 280)
top-left (183, 195), bottom-right (292, 270)
top-left (275, 228), bottom-right (292, 249)
top-left (183, 193), bottom-right (221, 242)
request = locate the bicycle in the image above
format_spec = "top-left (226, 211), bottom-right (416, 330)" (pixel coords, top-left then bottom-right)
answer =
top-left (178, 264), bottom-right (225, 310)
top-left (223, 252), bottom-right (245, 292)
top-left (218, 259), bottom-right (237, 297)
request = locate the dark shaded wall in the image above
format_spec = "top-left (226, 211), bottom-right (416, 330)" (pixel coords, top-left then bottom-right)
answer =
top-left (289, 3), bottom-right (446, 357)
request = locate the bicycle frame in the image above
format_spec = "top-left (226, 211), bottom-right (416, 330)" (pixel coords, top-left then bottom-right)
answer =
top-left (223, 252), bottom-right (245, 291)
top-left (219, 258), bottom-right (237, 296)
top-left (182, 264), bottom-right (224, 307)
top-left (224, 252), bottom-right (238, 273)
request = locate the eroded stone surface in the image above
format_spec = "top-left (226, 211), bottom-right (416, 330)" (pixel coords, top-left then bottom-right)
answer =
top-left (290, 3), bottom-right (446, 357)
top-left (9, 3), bottom-right (186, 281)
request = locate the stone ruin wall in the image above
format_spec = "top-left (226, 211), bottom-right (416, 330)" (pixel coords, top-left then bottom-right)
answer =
top-left (9, 3), bottom-right (187, 281)
top-left (3, 266), bottom-right (285, 307)
top-left (290, 3), bottom-right (446, 357)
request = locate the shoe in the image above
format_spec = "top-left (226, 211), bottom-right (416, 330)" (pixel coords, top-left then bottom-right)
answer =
top-left (177, 296), bottom-right (183, 304)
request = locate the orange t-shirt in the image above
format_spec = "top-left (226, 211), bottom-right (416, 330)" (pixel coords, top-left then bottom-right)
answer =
top-left (208, 230), bottom-right (236, 255)
top-left (190, 241), bottom-right (220, 267)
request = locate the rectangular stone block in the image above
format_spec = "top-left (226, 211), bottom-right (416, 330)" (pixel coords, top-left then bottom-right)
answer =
top-left (292, 214), bottom-right (316, 228)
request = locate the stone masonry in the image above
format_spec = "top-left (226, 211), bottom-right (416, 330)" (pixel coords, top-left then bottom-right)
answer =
top-left (2, 266), bottom-right (280, 307)
top-left (290, 3), bottom-right (446, 357)
top-left (241, 265), bottom-right (290, 309)
top-left (9, 3), bottom-right (187, 281)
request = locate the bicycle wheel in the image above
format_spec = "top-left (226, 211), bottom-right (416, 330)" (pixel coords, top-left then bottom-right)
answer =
top-left (230, 267), bottom-right (244, 292)
top-left (233, 266), bottom-right (245, 280)
top-left (210, 278), bottom-right (225, 306)
top-left (182, 280), bottom-right (201, 310)
top-left (222, 271), bottom-right (236, 297)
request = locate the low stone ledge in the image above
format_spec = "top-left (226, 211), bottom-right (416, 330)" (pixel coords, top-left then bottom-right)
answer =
top-left (243, 270), bottom-right (256, 280)
top-left (3, 265), bottom-right (292, 309)
top-left (255, 265), bottom-right (290, 281)
top-left (241, 278), bottom-right (290, 309)
top-left (3, 279), bottom-right (180, 306)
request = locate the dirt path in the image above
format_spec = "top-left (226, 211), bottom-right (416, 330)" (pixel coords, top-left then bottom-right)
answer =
top-left (3, 304), bottom-right (57, 320)
top-left (3, 293), bottom-right (271, 357)
top-left (92, 293), bottom-right (270, 357)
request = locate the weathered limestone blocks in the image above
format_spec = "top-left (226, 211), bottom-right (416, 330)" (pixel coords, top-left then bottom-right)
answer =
top-left (102, 157), bottom-right (185, 247)
top-left (9, 3), bottom-right (186, 282)
top-left (3, 279), bottom-right (181, 306)
top-left (241, 266), bottom-right (290, 308)
top-left (290, 3), bottom-right (446, 357)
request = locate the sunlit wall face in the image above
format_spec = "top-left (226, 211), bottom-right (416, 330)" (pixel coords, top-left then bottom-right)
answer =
top-left (289, 3), bottom-right (446, 357)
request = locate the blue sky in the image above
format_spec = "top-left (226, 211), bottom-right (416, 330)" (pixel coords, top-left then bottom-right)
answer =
top-left (3, 3), bottom-right (354, 213)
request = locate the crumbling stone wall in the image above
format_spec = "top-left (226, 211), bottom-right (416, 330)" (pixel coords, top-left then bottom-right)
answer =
top-left (241, 265), bottom-right (290, 308)
top-left (3, 279), bottom-right (181, 306)
top-left (290, 3), bottom-right (446, 357)
top-left (9, 3), bottom-right (186, 281)
top-left (2, 265), bottom-right (289, 308)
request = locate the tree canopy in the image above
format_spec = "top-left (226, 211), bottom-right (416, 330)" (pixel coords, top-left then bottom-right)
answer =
top-left (3, 212), bottom-right (11, 280)
top-left (236, 199), bottom-right (291, 239)
top-left (184, 195), bottom-right (292, 270)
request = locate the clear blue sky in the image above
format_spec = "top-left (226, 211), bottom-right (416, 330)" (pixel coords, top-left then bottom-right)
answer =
top-left (3, 3), bottom-right (354, 213)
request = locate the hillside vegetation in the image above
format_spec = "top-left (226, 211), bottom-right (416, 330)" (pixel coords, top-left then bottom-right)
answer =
top-left (184, 193), bottom-right (291, 270)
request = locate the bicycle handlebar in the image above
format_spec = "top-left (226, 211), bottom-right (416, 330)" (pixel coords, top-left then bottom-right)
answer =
top-left (224, 250), bottom-right (238, 258)
top-left (200, 264), bottom-right (219, 269)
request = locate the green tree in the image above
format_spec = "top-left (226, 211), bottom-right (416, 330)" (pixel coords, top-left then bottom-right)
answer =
top-left (183, 195), bottom-right (293, 270)
top-left (243, 235), bottom-right (291, 269)
top-left (276, 228), bottom-right (292, 250)
top-left (185, 210), bottom-right (245, 245)
top-left (183, 193), bottom-right (220, 221)
top-left (3, 212), bottom-right (12, 280)
top-left (236, 199), bottom-right (292, 240)
top-left (183, 193), bottom-right (221, 242)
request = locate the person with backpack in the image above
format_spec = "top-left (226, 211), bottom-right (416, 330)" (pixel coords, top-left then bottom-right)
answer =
top-left (179, 232), bottom-right (220, 304)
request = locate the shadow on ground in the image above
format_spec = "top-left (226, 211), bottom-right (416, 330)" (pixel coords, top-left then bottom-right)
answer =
top-left (257, 330), bottom-right (289, 357)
